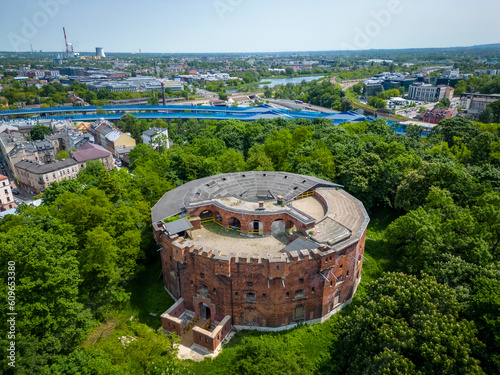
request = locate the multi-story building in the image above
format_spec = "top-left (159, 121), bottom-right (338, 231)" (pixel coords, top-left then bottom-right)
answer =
top-left (45, 127), bottom-right (93, 153)
top-left (0, 132), bottom-right (30, 171)
top-left (407, 83), bottom-right (454, 102)
top-left (436, 69), bottom-right (473, 87)
top-left (0, 174), bottom-right (15, 211)
top-left (8, 140), bottom-right (56, 170)
top-left (88, 119), bottom-right (136, 156)
top-left (15, 142), bottom-right (114, 194)
top-left (154, 171), bottom-right (369, 352)
top-left (363, 72), bottom-right (418, 97)
top-left (88, 119), bottom-right (114, 146)
top-left (15, 158), bottom-right (80, 194)
top-left (459, 93), bottom-right (500, 117)
top-left (104, 130), bottom-right (136, 157)
top-left (71, 142), bottom-right (114, 171)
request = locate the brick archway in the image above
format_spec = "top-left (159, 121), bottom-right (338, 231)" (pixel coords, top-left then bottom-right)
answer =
top-left (193, 297), bottom-right (217, 321)
top-left (199, 302), bottom-right (211, 320)
top-left (214, 210), bottom-right (223, 224)
top-left (248, 220), bottom-right (263, 235)
top-left (271, 219), bottom-right (285, 236)
top-left (200, 209), bottom-right (213, 219)
top-left (229, 217), bottom-right (241, 230)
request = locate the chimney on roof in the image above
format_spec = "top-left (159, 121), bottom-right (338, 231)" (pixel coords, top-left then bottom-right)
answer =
top-left (277, 195), bottom-right (283, 205)
top-left (257, 201), bottom-right (265, 210)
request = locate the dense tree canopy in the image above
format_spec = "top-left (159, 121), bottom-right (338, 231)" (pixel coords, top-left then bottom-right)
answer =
top-left (30, 125), bottom-right (52, 141)
top-left (3, 113), bottom-right (500, 374)
top-left (323, 273), bottom-right (485, 375)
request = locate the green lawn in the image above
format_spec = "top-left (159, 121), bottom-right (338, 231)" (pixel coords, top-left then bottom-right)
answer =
top-left (364, 208), bottom-right (401, 276)
top-left (125, 258), bottom-right (175, 328)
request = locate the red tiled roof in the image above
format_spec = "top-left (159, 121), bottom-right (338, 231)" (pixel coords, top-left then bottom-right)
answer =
top-left (0, 174), bottom-right (8, 180)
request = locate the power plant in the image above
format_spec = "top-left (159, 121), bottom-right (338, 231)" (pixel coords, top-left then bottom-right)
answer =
top-left (62, 27), bottom-right (79, 58)
top-left (96, 47), bottom-right (106, 58)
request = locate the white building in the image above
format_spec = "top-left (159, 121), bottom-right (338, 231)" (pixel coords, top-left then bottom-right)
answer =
top-left (0, 174), bottom-right (15, 211)
top-left (142, 127), bottom-right (169, 148)
top-left (407, 83), bottom-right (454, 102)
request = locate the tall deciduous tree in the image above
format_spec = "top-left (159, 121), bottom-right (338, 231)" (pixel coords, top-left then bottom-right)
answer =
top-left (30, 125), bottom-right (52, 140)
top-left (0, 224), bottom-right (92, 373)
top-left (322, 273), bottom-right (485, 375)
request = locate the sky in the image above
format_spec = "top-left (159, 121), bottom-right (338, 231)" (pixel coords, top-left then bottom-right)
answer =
top-left (0, 0), bottom-right (499, 53)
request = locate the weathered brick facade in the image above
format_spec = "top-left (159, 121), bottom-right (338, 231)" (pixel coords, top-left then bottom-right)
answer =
top-left (152, 172), bottom-right (369, 350)
top-left (155, 225), bottom-right (366, 328)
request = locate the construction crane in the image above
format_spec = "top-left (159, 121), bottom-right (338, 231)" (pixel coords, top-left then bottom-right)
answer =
top-left (63, 27), bottom-right (70, 58)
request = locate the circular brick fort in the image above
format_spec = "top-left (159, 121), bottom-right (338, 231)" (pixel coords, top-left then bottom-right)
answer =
top-left (152, 172), bottom-right (369, 350)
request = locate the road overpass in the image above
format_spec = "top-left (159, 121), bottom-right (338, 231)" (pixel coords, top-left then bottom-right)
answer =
top-left (0, 104), bottom-right (374, 124)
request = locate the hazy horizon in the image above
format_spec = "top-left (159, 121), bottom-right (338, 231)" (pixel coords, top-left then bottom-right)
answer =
top-left (1, 0), bottom-right (499, 54)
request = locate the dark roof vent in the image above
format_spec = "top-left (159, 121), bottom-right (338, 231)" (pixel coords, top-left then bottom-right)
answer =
top-left (241, 174), bottom-right (246, 177)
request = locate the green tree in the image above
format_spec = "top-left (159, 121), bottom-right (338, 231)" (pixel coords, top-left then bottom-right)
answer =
top-left (487, 99), bottom-right (500, 123)
top-left (225, 335), bottom-right (316, 375)
top-left (340, 97), bottom-right (352, 112)
top-left (440, 97), bottom-right (451, 108)
top-left (57, 149), bottom-right (69, 160)
top-left (42, 349), bottom-right (124, 375)
top-left (479, 107), bottom-right (494, 123)
top-left (434, 117), bottom-right (480, 147)
top-left (30, 125), bottom-right (52, 141)
top-left (323, 273), bottom-right (485, 375)
top-left (246, 146), bottom-right (275, 171)
top-left (263, 85), bottom-right (273, 98)
top-left (0, 224), bottom-right (92, 373)
top-left (388, 188), bottom-right (491, 272)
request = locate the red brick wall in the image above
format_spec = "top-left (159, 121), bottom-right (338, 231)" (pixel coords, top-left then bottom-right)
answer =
top-left (155, 224), bottom-right (367, 328)
top-left (193, 316), bottom-right (232, 352)
top-left (188, 204), bottom-right (306, 234)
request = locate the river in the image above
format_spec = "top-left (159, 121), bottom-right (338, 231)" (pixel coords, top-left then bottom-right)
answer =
top-left (259, 75), bottom-right (325, 88)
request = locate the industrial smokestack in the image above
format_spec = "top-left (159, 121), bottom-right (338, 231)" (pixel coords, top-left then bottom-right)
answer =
top-left (96, 47), bottom-right (105, 58)
top-left (63, 27), bottom-right (70, 58)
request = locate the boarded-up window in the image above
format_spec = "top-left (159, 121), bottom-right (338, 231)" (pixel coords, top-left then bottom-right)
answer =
top-left (295, 289), bottom-right (306, 299)
top-left (295, 306), bottom-right (305, 320)
top-left (334, 291), bottom-right (341, 306)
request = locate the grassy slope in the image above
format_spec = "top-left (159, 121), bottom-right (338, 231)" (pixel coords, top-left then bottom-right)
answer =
top-left (125, 258), bottom-right (175, 328)
top-left (81, 258), bottom-right (175, 351)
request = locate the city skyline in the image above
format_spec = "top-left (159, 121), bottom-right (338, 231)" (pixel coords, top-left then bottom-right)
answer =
top-left (1, 0), bottom-right (499, 54)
